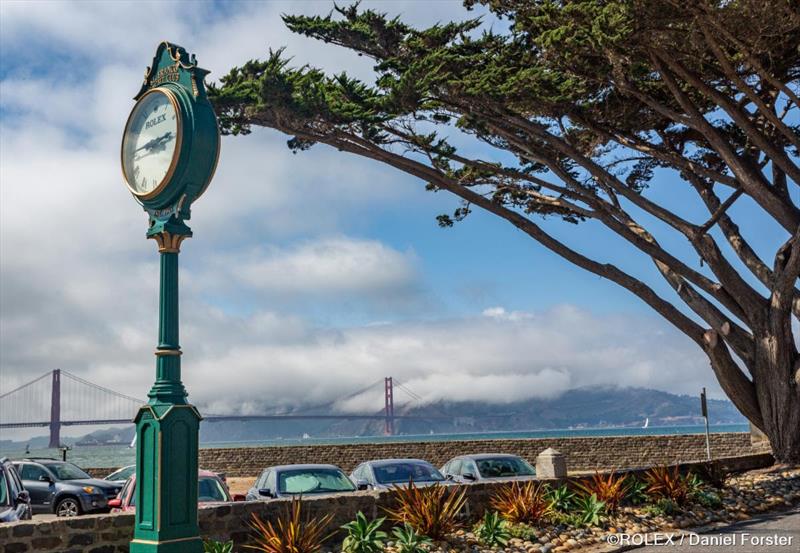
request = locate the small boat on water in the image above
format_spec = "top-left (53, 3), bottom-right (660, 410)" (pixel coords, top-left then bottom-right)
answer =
top-left (642, 417), bottom-right (650, 429)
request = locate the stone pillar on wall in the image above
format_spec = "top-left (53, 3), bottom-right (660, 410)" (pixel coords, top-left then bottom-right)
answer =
top-left (536, 448), bottom-right (567, 478)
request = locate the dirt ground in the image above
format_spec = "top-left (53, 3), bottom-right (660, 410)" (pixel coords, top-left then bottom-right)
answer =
top-left (226, 476), bottom-right (255, 496)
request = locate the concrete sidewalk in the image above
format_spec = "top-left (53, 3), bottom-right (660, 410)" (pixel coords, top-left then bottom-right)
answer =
top-left (632, 508), bottom-right (799, 553)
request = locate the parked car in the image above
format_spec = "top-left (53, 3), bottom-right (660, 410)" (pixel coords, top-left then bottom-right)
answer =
top-left (13, 458), bottom-right (123, 516)
top-left (440, 454), bottom-right (536, 483)
top-left (350, 459), bottom-right (447, 490)
top-left (247, 464), bottom-right (356, 500)
top-left (109, 469), bottom-right (236, 512)
top-left (0, 457), bottom-right (31, 522)
top-left (103, 465), bottom-right (135, 486)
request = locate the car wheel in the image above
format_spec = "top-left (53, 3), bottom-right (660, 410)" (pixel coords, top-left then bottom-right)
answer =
top-left (55, 497), bottom-right (81, 517)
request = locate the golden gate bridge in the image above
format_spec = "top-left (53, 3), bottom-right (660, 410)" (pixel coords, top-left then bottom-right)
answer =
top-left (0, 370), bottom-right (473, 448)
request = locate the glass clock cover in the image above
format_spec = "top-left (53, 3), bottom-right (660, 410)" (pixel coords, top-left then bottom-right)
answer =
top-left (122, 89), bottom-right (180, 197)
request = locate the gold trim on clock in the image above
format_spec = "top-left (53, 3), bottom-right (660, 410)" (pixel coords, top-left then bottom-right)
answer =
top-left (120, 87), bottom-right (183, 201)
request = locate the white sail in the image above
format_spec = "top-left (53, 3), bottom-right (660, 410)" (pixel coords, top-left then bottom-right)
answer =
top-left (643, 417), bottom-right (650, 428)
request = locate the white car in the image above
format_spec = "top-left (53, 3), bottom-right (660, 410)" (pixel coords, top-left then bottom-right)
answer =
top-left (441, 453), bottom-right (536, 483)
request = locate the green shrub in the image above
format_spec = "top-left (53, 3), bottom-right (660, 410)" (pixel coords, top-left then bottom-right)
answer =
top-left (341, 512), bottom-right (387, 553)
top-left (695, 490), bottom-right (723, 509)
top-left (391, 523), bottom-right (432, 553)
top-left (545, 484), bottom-right (576, 512)
top-left (551, 512), bottom-right (585, 528)
top-left (574, 493), bottom-right (606, 526)
top-left (507, 522), bottom-right (538, 541)
top-left (644, 498), bottom-right (680, 517)
top-left (204, 540), bottom-right (233, 553)
top-left (625, 477), bottom-right (649, 505)
top-left (475, 511), bottom-right (510, 547)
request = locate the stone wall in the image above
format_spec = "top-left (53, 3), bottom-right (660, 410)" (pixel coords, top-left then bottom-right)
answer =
top-left (0, 453), bottom-right (774, 553)
top-left (196, 432), bottom-right (760, 477)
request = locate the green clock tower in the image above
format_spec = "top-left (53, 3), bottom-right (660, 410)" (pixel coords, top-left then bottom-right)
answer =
top-left (120, 42), bottom-right (219, 553)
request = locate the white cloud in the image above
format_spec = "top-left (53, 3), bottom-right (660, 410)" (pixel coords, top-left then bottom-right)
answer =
top-left (235, 237), bottom-right (418, 296)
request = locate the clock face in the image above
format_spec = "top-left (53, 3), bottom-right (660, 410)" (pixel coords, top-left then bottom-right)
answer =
top-left (121, 89), bottom-right (181, 197)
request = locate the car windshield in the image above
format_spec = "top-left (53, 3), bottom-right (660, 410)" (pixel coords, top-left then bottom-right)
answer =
top-left (373, 463), bottom-right (445, 484)
top-left (475, 457), bottom-right (535, 478)
top-left (198, 476), bottom-right (229, 502)
top-left (107, 466), bottom-right (135, 481)
top-left (278, 468), bottom-right (355, 494)
top-left (43, 462), bottom-right (91, 481)
top-left (0, 470), bottom-right (8, 506)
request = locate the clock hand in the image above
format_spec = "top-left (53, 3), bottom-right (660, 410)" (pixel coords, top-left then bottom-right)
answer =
top-left (134, 131), bottom-right (174, 153)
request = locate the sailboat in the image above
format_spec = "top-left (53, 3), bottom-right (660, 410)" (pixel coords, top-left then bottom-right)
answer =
top-left (642, 417), bottom-right (650, 429)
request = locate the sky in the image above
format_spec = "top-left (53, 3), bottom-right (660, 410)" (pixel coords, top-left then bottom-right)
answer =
top-left (0, 0), bottom-right (791, 438)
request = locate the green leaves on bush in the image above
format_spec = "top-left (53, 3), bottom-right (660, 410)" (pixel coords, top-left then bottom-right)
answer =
top-left (574, 493), bottom-right (606, 526)
top-left (475, 511), bottom-right (511, 547)
top-left (391, 523), bottom-right (432, 553)
top-left (643, 497), bottom-right (680, 517)
top-left (546, 484), bottom-right (576, 512)
top-left (341, 512), bottom-right (387, 553)
top-left (204, 540), bottom-right (234, 553)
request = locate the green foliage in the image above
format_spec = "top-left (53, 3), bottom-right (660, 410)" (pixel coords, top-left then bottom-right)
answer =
top-left (551, 511), bottom-right (586, 528)
top-left (573, 493), bottom-right (606, 527)
top-left (391, 523), bottom-right (432, 553)
top-left (341, 512), bottom-right (387, 553)
top-left (546, 484), bottom-right (576, 512)
top-left (507, 522), bottom-right (538, 541)
top-left (204, 540), bottom-right (234, 553)
top-left (695, 490), bottom-right (723, 509)
top-left (475, 511), bottom-right (511, 547)
top-left (643, 498), bottom-right (680, 517)
top-left (625, 477), bottom-right (649, 505)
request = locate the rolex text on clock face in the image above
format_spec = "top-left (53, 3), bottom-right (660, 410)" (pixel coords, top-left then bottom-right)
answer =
top-left (122, 89), bottom-right (180, 197)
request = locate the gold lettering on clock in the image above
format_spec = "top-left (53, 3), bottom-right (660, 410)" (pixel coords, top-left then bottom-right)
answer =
top-left (150, 66), bottom-right (180, 87)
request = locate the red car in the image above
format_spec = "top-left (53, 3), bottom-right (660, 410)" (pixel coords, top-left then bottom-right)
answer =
top-left (109, 469), bottom-right (239, 511)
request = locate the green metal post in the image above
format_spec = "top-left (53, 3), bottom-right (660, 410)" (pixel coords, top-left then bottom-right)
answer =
top-left (131, 225), bottom-right (202, 553)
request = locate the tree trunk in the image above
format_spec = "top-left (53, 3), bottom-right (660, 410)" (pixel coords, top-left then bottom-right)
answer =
top-left (750, 320), bottom-right (800, 464)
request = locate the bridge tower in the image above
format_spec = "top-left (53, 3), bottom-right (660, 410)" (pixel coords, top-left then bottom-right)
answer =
top-left (384, 376), bottom-right (394, 435)
top-left (48, 369), bottom-right (61, 448)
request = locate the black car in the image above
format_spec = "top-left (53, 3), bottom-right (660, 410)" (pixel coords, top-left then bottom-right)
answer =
top-left (1, 457), bottom-right (31, 522)
top-left (13, 458), bottom-right (123, 516)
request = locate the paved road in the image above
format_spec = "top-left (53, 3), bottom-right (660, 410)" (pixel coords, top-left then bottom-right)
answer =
top-left (633, 509), bottom-right (799, 553)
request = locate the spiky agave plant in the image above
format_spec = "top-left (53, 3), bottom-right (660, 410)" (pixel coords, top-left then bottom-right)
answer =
top-left (490, 481), bottom-right (551, 524)
top-left (247, 497), bottom-right (334, 553)
top-left (392, 523), bottom-right (433, 553)
top-left (475, 511), bottom-right (511, 547)
top-left (383, 481), bottom-right (467, 540)
top-left (574, 472), bottom-right (632, 513)
top-left (341, 512), bottom-right (387, 553)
